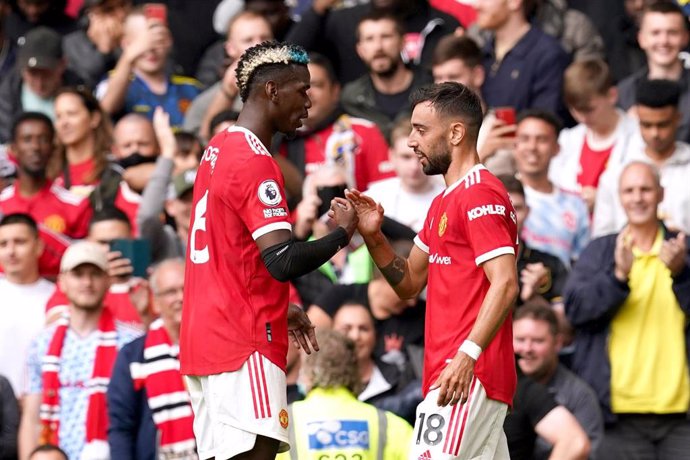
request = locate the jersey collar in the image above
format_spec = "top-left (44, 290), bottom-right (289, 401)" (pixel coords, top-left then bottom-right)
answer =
top-left (443, 164), bottom-right (486, 197)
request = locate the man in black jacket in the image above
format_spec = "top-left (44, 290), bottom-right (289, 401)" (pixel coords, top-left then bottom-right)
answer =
top-left (565, 161), bottom-right (690, 459)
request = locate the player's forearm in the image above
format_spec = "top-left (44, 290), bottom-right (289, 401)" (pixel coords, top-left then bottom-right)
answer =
top-left (466, 275), bottom-right (517, 350)
top-left (363, 231), bottom-right (419, 299)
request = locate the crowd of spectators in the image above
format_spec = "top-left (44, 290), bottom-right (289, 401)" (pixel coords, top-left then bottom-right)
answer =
top-left (0, 0), bottom-right (689, 459)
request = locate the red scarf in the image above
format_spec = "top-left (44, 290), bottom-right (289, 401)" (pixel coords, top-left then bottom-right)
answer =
top-left (131, 319), bottom-right (197, 458)
top-left (40, 308), bottom-right (117, 458)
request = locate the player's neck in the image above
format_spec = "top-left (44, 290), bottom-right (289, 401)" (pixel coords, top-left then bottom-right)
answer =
top-left (235, 110), bottom-right (273, 152)
top-left (443, 150), bottom-right (480, 187)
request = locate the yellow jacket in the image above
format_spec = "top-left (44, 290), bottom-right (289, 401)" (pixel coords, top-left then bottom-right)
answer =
top-left (278, 387), bottom-right (412, 460)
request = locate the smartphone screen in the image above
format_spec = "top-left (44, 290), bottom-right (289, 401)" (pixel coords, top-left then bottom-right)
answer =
top-left (494, 107), bottom-right (516, 126)
top-left (144, 3), bottom-right (167, 25)
top-left (494, 107), bottom-right (516, 138)
top-left (110, 238), bottom-right (152, 278)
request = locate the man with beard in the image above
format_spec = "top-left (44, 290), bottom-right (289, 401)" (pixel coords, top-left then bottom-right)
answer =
top-left (341, 11), bottom-right (433, 141)
top-left (286, 0), bottom-right (458, 84)
top-left (346, 82), bottom-right (519, 459)
top-left (0, 112), bottom-right (92, 239)
top-left (180, 41), bottom-right (359, 459)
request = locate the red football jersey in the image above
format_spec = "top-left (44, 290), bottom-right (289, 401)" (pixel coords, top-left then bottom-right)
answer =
top-left (0, 181), bottom-right (92, 238)
top-left (415, 165), bottom-right (518, 406)
top-left (577, 137), bottom-right (614, 189)
top-left (278, 116), bottom-right (394, 191)
top-left (180, 126), bottom-right (292, 376)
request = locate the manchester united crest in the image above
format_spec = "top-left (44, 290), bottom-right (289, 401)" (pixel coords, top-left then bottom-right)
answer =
top-left (279, 409), bottom-right (289, 429)
top-left (438, 212), bottom-right (448, 237)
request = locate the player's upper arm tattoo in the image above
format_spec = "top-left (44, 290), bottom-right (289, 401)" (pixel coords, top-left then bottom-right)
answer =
top-left (380, 255), bottom-right (407, 286)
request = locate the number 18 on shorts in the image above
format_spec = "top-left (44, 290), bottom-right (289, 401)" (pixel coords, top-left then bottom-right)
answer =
top-left (409, 379), bottom-right (510, 460)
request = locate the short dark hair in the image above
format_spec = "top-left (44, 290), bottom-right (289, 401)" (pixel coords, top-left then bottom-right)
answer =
top-left (29, 444), bottom-right (68, 460)
top-left (498, 174), bottom-right (524, 197)
top-left (209, 110), bottom-right (240, 135)
top-left (514, 299), bottom-right (559, 336)
top-left (174, 131), bottom-right (202, 159)
top-left (432, 35), bottom-right (482, 68)
top-left (235, 41), bottom-right (309, 102)
top-left (517, 108), bottom-right (562, 136)
top-left (642, 1), bottom-right (688, 28)
top-left (409, 82), bottom-right (484, 142)
top-left (89, 207), bottom-right (132, 232)
top-left (308, 52), bottom-right (338, 84)
top-left (635, 79), bottom-right (681, 108)
top-left (0, 213), bottom-right (39, 237)
top-left (11, 111), bottom-right (55, 142)
top-left (356, 10), bottom-right (404, 42)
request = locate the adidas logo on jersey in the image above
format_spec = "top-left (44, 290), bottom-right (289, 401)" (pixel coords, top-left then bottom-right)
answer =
top-left (418, 450), bottom-right (433, 460)
top-left (467, 204), bottom-right (506, 221)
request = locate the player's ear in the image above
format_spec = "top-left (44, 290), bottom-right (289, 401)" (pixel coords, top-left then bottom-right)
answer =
top-left (449, 121), bottom-right (465, 146)
top-left (265, 80), bottom-right (279, 102)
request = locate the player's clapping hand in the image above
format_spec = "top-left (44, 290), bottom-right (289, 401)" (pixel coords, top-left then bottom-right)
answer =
top-left (344, 189), bottom-right (384, 237)
top-left (328, 197), bottom-right (358, 238)
top-left (287, 304), bottom-right (319, 354)
top-left (430, 351), bottom-right (475, 407)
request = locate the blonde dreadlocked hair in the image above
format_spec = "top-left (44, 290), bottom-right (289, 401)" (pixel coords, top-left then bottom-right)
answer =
top-left (235, 41), bottom-right (310, 102)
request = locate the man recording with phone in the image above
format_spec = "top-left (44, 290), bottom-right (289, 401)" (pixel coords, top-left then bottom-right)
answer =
top-left (45, 208), bottom-right (153, 328)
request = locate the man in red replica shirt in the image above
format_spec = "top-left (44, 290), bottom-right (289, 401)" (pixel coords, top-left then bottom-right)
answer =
top-left (347, 82), bottom-right (519, 459)
top-left (0, 112), bottom-right (92, 239)
top-left (180, 41), bottom-right (358, 460)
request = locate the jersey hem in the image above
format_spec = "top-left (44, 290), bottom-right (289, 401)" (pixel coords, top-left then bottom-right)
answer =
top-left (251, 222), bottom-right (292, 240)
top-left (414, 235), bottom-right (429, 253)
top-left (475, 246), bottom-right (515, 266)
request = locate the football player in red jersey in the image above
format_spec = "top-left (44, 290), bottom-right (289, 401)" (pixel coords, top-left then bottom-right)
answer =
top-left (180, 41), bottom-right (358, 459)
top-left (346, 82), bottom-right (519, 460)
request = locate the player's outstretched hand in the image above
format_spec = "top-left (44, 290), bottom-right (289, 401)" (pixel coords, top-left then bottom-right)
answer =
top-left (287, 304), bottom-right (319, 354)
top-left (327, 197), bottom-right (358, 238)
top-left (344, 189), bottom-right (384, 237)
top-left (430, 352), bottom-right (476, 406)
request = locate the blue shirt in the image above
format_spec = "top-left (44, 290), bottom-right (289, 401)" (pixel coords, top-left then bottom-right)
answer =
top-left (97, 73), bottom-right (201, 128)
top-left (481, 26), bottom-right (570, 117)
top-left (27, 320), bottom-right (142, 460)
top-left (522, 185), bottom-right (590, 267)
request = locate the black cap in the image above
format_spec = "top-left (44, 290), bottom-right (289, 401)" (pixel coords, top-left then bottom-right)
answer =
top-left (17, 27), bottom-right (62, 70)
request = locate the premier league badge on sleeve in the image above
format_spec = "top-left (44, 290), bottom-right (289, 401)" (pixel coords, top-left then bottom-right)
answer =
top-left (258, 180), bottom-right (282, 207)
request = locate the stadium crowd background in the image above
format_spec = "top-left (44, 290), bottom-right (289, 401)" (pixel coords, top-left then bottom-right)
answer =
top-left (0, 0), bottom-right (689, 458)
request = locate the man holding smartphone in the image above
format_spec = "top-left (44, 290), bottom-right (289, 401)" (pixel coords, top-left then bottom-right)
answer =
top-left (96, 5), bottom-right (201, 127)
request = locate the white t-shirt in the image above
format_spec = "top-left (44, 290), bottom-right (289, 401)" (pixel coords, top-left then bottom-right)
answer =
top-left (0, 277), bottom-right (54, 396)
top-left (366, 177), bottom-right (445, 232)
